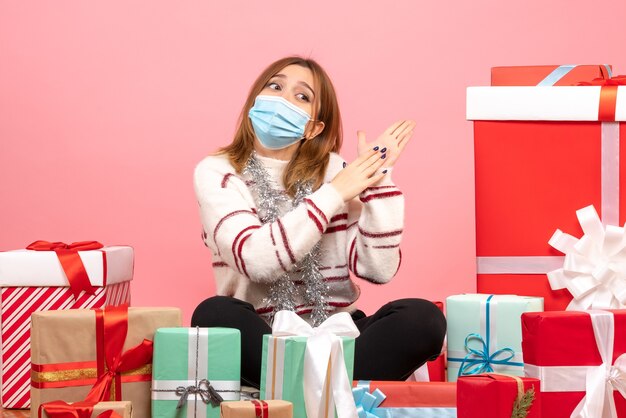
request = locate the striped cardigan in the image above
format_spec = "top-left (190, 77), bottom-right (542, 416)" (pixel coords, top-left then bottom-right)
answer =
top-left (194, 152), bottom-right (404, 323)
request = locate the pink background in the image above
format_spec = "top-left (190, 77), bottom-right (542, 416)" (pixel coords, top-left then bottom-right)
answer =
top-left (1, 1), bottom-right (625, 324)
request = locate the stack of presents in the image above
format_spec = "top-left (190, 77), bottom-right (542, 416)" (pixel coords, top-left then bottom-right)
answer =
top-left (1, 64), bottom-right (625, 417)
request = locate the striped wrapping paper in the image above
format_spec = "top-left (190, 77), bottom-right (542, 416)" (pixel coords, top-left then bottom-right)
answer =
top-left (0, 281), bottom-right (131, 409)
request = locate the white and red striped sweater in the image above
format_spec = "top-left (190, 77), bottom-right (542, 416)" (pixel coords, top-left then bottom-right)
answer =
top-left (194, 152), bottom-right (404, 324)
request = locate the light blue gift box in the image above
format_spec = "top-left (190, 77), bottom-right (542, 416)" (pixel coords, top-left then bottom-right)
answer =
top-left (446, 294), bottom-right (543, 382)
top-left (151, 327), bottom-right (241, 418)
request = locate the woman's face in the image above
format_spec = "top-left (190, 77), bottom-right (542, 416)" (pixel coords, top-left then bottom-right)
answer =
top-left (260, 64), bottom-right (317, 117)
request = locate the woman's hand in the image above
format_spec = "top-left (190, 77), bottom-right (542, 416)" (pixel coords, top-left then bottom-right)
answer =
top-left (357, 120), bottom-right (415, 168)
top-left (331, 148), bottom-right (387, 202)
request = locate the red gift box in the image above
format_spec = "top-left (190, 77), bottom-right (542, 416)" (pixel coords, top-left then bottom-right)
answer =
top-left (0, 243), bottom-right (133, 409)
top-left (468, 68), bottom-right (626, 310)
top-left (353, 381), bottom-right (456, 408)
top-left (522, 310), bottom-right (626, 417)
top-left (408, 353), bottom-right (446, 382)
top-left (353, 381), bottom-right (457, 418)
top-left (491, 64), bottom-right (611, 86)
top-left (457, 373), bottom-right (541, 418)
top-left (428, 354), bottom-right (446, 382)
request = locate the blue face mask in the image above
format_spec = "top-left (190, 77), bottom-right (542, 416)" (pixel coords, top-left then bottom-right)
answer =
top-left (248, 95), bottom-right (312, 150)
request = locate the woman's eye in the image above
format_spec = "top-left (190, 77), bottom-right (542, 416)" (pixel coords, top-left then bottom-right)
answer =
top-left (296, 93), bottom-right (310, 102)
top-left (267, 82), bottom-right (281, 91)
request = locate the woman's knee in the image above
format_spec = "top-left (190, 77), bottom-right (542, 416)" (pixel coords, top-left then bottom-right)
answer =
top-left (387, 298), bottom-right (447, 348)
top-left (406, 298), bottom-right (446, 329)
top-left (385, 298), bottom-right (444, 319)
top-left (191, 296), bottom-right (254, 326)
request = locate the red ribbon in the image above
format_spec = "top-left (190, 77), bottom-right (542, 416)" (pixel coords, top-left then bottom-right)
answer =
top-left (26, 240), bottom-right (105, 299)
top-left (39, 400), bottom-right (124, 418)
top-left (577, 75), bottom-right (626, 121)
top-left (252, 400), bottom-right (269, 418)
top-left (84, 304), bottom-right (153, 403)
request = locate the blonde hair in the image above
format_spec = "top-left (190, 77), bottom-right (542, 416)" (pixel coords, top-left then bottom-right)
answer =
top-left (218, 56), bottom-right (342, 196)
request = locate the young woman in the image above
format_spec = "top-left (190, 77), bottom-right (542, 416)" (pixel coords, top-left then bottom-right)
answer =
top-left (192, 56), bottom-right (446, 388)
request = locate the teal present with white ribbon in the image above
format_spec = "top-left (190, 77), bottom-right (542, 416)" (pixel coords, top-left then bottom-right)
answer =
top-left (446, 294), bottom-right (543, 382)
top-left (260, 311), bottom-right (357, 418)
top-left (152, 327), bottom-right (241, 418)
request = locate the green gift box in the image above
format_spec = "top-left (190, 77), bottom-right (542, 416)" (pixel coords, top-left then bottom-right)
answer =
top-left (260, 334), bottom-right (355, 418)
top-left (151, 327), bottom-right (241, 418)
top-left (446, 294), bottom-right (543, 382)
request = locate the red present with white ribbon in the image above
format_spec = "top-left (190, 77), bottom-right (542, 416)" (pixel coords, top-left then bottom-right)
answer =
top-left (468, 67), bottom-right (626, 310)
top-left (522, 309), bottom-right (626, 417)
top-left (491, 64), bottom-right (612, 86)
top-left (547, 205), bottom-right (626, 310)
top-left (0, 242), bottom-right (133, 409)
top-left (457, 373), bottom-right (541, 418)
top-left (353, 381), bottom-right (457, 417)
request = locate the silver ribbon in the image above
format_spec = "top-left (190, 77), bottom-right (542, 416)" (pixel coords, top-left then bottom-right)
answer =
top-left (175, 378), bottom-right (223, 409)
top-left (537, 64), bottom-right (577, 86)
top-left (152, 327), bottom-right (240, 417)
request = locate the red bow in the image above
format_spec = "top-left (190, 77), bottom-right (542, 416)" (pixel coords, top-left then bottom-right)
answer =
top-left (577, 75), bottom-right (626, 86)
top-left (26, 240), bottom-right (105, 299)
top-left (577, 75), bottom-right (626, 121)
top-left (84, 305), bottom-right (154, 403)
top-left (39, 400), bottom-right (123, 418)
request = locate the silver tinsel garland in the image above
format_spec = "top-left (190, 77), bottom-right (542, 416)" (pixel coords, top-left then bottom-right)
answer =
top-left (243, 152), bottom-right (330, 326)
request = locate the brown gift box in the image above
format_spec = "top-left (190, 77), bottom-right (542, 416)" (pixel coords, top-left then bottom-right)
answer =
top-left (39, 401), bottom-right (133, 417)
top-left (221, 400), bottom-right (293, 418)
top-left (30, 307), bottom-right (182, 418)
top-left (0, 410), bottom-right (30, 418)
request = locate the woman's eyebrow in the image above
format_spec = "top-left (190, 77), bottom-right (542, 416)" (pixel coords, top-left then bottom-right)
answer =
top-left (298, 81), bottom-right (315, 97)
top-left (272, 73), bottom-right (315, 97)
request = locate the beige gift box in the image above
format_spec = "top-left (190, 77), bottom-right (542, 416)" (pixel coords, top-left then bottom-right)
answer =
top-left (30, 307), bottom-right (182, 418)
top-left (221, 400), bottom-right (293, 418)
top-left (38, 401), bottom-right (133, 417)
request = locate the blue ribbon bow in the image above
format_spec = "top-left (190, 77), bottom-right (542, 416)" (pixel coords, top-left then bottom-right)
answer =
top-left (353, 387), bottom-right (386, 418)
top-left (457, 333), bottom-right (521, 376)
top-left (452, 295), bottom-right (524, 377)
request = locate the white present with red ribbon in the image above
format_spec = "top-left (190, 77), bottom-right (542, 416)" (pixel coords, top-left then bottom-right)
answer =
top-left (0, 241), bottom-right (133, 409)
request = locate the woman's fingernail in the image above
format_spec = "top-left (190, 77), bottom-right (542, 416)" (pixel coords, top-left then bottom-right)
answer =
top-left (383, 169), bottom-right (388, 174)
top-left (380, 147), bottom-right (387, 153)
top-left (343, 162), bottom-right (347, 168)
top-left (373, 146), bottom-right (379, 151)
top-left (381, 153), bottom-right (387, 159)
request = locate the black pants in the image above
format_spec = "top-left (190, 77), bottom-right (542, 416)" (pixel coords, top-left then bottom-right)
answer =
top-left (191, 296), bottom-right (446, 388)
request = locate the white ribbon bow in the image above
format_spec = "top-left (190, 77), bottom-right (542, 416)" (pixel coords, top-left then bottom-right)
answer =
top-left (272, 310), bottom-right (360, 418)
top-left (547, 205), bottom-right (626, 310)
top-left (570, 311), bottom-right (626, 418)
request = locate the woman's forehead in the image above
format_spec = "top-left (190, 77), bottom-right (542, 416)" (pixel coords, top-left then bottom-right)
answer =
top-left (273, 64), bottom-right (315, 87)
